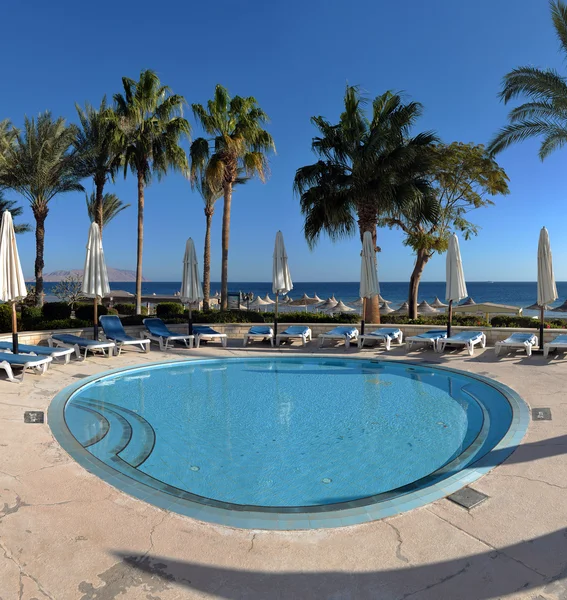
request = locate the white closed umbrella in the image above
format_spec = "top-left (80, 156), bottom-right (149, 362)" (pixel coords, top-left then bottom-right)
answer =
top-left (0, 211), bottom-right (27, 352)
top-left (82, 222), bottom-right (109, 340)
top-left (272, 231), bottom-right (292, 336)
top-left (360, 230), bottom-right (379, 333)
top-left (445, 234), bottom-right (468, 337)
top-left (537, 227), bottom-right (558, 349)
top-left (181, 238), bottom-right (204, 335)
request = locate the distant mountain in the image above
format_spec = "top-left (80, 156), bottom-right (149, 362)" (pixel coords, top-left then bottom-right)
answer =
top-left (27, 268), bottom-right (149, 282)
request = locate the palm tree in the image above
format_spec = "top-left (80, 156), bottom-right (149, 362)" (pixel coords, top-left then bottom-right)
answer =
top-left (190, 85), bottom-right (275, 310)
top-left (0, 190), bottom-right (31, 234)
top-left (488, 1), bottom-right (567, 158)
top-left (85, 191), bottom-right (129, 233)
top-left (294, 87), bottom-right (438, 323)
top-left (74, 97), bottom-right (120, 230)
top-left (0, 113), bottom-right (83, 305)
top-left (113, 69), bottom-right (191, 313)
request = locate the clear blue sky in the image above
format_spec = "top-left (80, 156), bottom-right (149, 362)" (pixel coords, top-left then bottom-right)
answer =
top-left (2, 0), bottom-right (565, 282)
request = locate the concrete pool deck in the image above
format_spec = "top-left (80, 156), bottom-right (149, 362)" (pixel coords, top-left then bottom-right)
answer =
top-left (1, 341), bottom-right (566, 599)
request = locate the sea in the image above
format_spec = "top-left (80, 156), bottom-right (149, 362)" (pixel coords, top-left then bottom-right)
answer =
top-left (39, 281), bottom-right (567, 316)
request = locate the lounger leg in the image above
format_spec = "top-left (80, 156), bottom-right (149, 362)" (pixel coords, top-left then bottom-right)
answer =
top-left (385, 338), bottom-right (391, 351)
top-left (345, 338), bottom-right (350, 349)
top-left (398, 332), bottom-right (403, 344)
top-left (195, 337), bottom-right (200, 349)
top-left (1, 362), bottom-right (17, 383)
top-left (526, 344), bottom-right (532, 357)
top-left (468, 343), bottom-right (474, 356)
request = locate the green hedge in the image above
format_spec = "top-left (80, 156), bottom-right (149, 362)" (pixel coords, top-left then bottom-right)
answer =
top-left (21, 306), bottom-right (42, 330)
top-left (42, 302), bottom-right (71, 320)
top-left (156, 302), bottom-right (184, 317)
top-left (0, 305), bottom-right (18, 332)
top-left (74, 303), bottom-right (109, 322)
top-left (35, 318), bottom-right (91, 330)
top-left (380, 314), bottom-right (490, 327)
top-left (114, 302), bottom-right (136, 315)
top-left (491, 315), bottom-right (566, 329)
top-left (189, 310), bottom-right (361, 324)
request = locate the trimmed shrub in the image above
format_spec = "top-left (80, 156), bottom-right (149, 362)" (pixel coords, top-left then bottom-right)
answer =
top-left (114, 303), bottom-right (136, 315)
top-left (156, 302), bottom-right (184, 317)
top-left (21, 306), bottom-right (42, 330)
top-left (0, 304), bottom-right (19, 333)
top-left (74, 303), bottom-right (109, 322)
top-left (189, 310), bottom-right (360, 324)
top-left (119, 315), bottom-right (145, 326)
top-left (491, 315), bottom-right (566, 329)
top-left (42, 302), bottom-right (71, 320)
top-left (380, 314), bottom-right (490, 327)
top-left (106, 307), bottom-right (119, 316)
top-left (192, 310), bottom-right (264, 324)
top-left (35, 318), bottom-right (91, 330)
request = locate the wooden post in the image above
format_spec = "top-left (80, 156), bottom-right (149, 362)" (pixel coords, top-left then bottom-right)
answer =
top-left (447, 299), bottom-right (453, 338)
top-left (11, 302), bottom-right (18, 354)
top-left (93, 297), bottom-right (98, 340)
top-left (274, 292), bottom-right (279, 337)
top-left (361, 297), bottom-right (366, 335)
top-left (540, 305), bottom-right (545, 350)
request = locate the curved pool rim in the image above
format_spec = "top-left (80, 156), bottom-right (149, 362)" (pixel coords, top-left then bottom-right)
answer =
top-left (48, 357), bottom-right (530, 530)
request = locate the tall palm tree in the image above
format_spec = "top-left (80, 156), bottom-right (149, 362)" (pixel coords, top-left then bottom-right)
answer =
top-left (190, 84), bottom-right (275, 310)
top-left (0, 113), bottom-right (83, 305)
top-left (74, 97), bottom-right (120, 230)
top-left (0, 190), bottom-right (31, 234)
top-left (294, 87), bottom-right (438, 323)
top-left (85, 191), bottom-right (129, 234)
top-left (113, 69), bottom-right (191, 313)
top-left (196, 175), bottom-right (223, 310)
top-left (488, 1), bottom-right (567, 158)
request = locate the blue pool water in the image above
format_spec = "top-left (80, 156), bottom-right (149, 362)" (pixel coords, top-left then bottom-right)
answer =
top-left (55, 358), bottom-right (524, 520)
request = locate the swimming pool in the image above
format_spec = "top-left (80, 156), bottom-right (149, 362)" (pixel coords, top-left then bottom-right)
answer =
top-left (48, 358), bottom-right (529, 529)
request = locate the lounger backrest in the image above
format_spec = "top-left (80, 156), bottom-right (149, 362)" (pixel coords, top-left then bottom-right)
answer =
top-left (0, 342), bottom-right (49, 354)
top-left (143, 318), bottom-right (171, 336)
top-left (249, 326), bottom-right (273, 335)
top-left (552, 334), bottom-right (567, 343)
top-left (193, 325), bottom-right (219, 335)
top-left (373, 328), bottom-right (400, 335)
top-left (52, 334), bottom-right (100, 346)
top-left (508, 333), bottom-right (536, 342)
top-left (283, 326), bottom-right (309, 335)
top-left (100, 315), bottom-right (127, 338)
top-left (0, 351), bottom-right (48, 365)
top-left (328, 326), bottom-right (357, 336)
top-left (425, 330), bottom-right (447, 336)
top-left (450, 331), bottom-right (483, 340)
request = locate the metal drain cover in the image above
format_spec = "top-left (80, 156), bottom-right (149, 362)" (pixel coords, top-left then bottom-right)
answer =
top-left (24, 411), bottom-right (44, 424)
top-left (72, 374), bottom-right (91, 379)
top-left (532, 408), bottom-right (552, 421)
top-left (447, 487), bottom-right (488, 509)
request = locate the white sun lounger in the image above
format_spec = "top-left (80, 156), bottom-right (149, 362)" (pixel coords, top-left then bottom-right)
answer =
top-left (100, 315), bottom-right (150, 354)
top-left (358, 328), bottom-right (403, 350)
top-left (49, 334), bottom-right (116, 360)
top-left (0, 341), bottom-right (76, 364)
top-left (243, 326), bottom-right (274, 347)
top-left (143, 318), bottom-right (194, 351)
top-left (275, 326), bottom-right (312, 347)
top-left (0, 352), bottom-right (52, 383)
top-left (436, 331), bottom-right (486, 356)
top-left (495, 332), bottom-right (538, 357)
top-left (544, 334), bottom-right (567, 358)
top-left (318, 326), bottom-right (359, 349)
top-left (406, 330), bottom-right (447, 352)
top-left (193, 325), bottom-right (227, 348)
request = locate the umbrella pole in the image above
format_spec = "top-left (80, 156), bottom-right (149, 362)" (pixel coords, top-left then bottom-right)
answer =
top-left (274, 292), bottom-right (278, 337)
top-left (11, 302), bottom-right (18, 354)
top-left (93, 298), bottom-right (98, 341)
top-left (361, 298), bottom-right (366, 335)
top-left (447, 300), bottom-right (453, 338)
top-left (540, 305), bottom-right (545, 351)
top-left (189, 307), bottom-right (193, 336)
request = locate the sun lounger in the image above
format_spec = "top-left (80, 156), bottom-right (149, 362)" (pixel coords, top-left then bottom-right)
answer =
top-left (143, 318), bottom-right (194, 351)
top-left (318, 326), bottom-right (359, 349)
top-left (193, 325), bottom-right (227, 348)
top-left (544, 334), bottom-right (567, 358)
top-left (406, 330), bottom-right (447, 352)
top-left (243, 325), bottom-right (274, 347)
top-left (100, 316), bottom-right (150, 354)
top-left (436, 331), bottom-right (486, 356)
top-left (0, 341), bottom-right (75, 364)
top-left (0, 352), bottom-right (52, 383)
top-left (275, 326), bottom-right (312, 347)
top-left (495, 332), bottom-right (538, 357)
top-left (49, 334), bottom-right (116, 360)
top-left (358, 328), bottom-right (403, 350)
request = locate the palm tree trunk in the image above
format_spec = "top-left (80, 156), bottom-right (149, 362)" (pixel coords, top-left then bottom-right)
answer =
top-left (220, 182), bottom-right (232, 311)
top-left (408, 249), bottom-right (430, 319)
top-left (135, 172), bottom-right (144, 314)
top-left (203, 208), bottom-right (213, 311)
top-left (95, 176), bottom-right (105, 235)
top-left (33, 206), bottom-right (47, 307)
top-left (358, 209), bottom-right (380, 325)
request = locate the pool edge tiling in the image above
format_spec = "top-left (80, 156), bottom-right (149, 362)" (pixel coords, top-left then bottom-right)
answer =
top-left (47, 357), bottom-right (530, 530)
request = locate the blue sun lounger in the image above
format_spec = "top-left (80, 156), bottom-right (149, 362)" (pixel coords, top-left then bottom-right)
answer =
top-left (193, 325), bottom-right (227, 348)
top-left (100, 315), bottom-right (150, 354)
top-left (358, 327), bottom-right (403, 350)
top-left (495, 332), bottom-right (538, 357)
top-left (243, 326), bottom-right (274, 347)
top-left (49, 334), bottom-right (116, 360)
top-left (0, 341), bottom-right (76, 364)
top-left (406, 330), bottom-right (447, 352)
top-left (143, 318), bottom-right (194, 351)
top-left (318, 326), bottom-right (359, 349)
top-left (275, 326), bottom-right (312, 347)
top-left (436, 331), bottom-right (486, 356)
top-left (0, 352), bottom-right (52, 383)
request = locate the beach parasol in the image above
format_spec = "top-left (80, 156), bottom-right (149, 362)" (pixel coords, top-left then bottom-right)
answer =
top-left (329, 300), bottom-right (356, 314)
top-left (552, 300), bottom-right (567, 312)
top-left (290, 293), bottom-right (318, 306)
top-left (431, 296), bottom-right (448, 309)
top-left (312, 294), bottom-right (323, 303)
top-left (526, 302), bottom-right (552, 311)
top-left (537, 227), bottom-right (558, 349)
top-left (180, 238), bottom-right (204, 335)
top-left (360, 231), bottom-right (380, 334)
top-left (417, 300), bottom-right (439, 315)
top-left (349, 297), bottom-right (364, 307)
top-left (393, 301), bottom-right (409, 315)
top-left (81, 222), bottom-right (110, 341)
top-left (272, 231), bottom-right (293, 336)
top-left (378, 294), bottom-right (391, 305)
top-left (0, 211), bottom-right (27, 353)
top-left (249, 296), bottom-right (270, 311)
top-left (380, 302), bottom-right (395, 314)
top-left (317, 298), bottom-right (338, 311)
top-left (263, 293), bottom-right (275, 304)
top-left (453, 302), bottom-right (522, 321)
top-left (445, 234), bottom-right (468, 337)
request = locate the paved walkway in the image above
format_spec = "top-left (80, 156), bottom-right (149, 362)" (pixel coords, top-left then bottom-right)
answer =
top-left (1, 341), bottom-right (566, 599)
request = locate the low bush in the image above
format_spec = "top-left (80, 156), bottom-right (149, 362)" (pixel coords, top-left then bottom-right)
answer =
top-left (74, 303), bottom-right (109, 322)
top-left (0, 304), bottom-right (19, 333)
top-left (42, 302), bottom-right (71, 320)
top-left (119, 315), bottom-right (145, 326)
top-left (106, 307), bottom-right (119, 316)
top-left (35, 318), bottom-right (91, 330)
top-left (21, 305), bottom-right (43, 330)
top-left (380, 314), bottom-right (490, 327)
top-left (114, 303), bottom-right (136, 315)
top-left (192, 310), bottom-right (264, 324)
top-left (491, 315), bottom-right (566, 329)
top-left (156, 302), bottom-right (184, 317)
